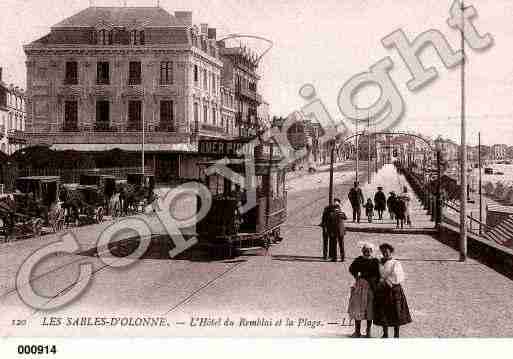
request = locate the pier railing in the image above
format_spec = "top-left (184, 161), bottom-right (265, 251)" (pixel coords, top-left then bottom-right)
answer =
top-left (395, 161), bottom-right (512, 246)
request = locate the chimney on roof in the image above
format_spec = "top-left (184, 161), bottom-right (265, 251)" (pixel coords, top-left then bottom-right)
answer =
top-left (208, 28), bottom-right (216, 40)
top-left (200, 23), bottom-right (208, 35)
top-left (174, 11), bottom-right (192, 26)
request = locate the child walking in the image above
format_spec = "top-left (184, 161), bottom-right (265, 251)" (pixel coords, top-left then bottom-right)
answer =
top-left (365, 198), bottom-right (374, 223)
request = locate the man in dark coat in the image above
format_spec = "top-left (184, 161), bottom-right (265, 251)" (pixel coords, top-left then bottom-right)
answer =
top-left (320, 198), bottom-right (347, 261)
top-left (387, 192), bottom-right (396, 220)
top-left (348, 181), bottom-right (364, 223)
top-left (374, 186), bottom-right (387, 220)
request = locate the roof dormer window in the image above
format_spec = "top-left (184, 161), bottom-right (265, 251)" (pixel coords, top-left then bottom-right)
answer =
top-left (98, 29), bottom-right (113, 45)
top-left (130, 30), bottom-right (145, 45)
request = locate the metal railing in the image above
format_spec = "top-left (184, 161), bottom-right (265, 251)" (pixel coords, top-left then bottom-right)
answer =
top-left (397, 162), bottom-right (510, 247)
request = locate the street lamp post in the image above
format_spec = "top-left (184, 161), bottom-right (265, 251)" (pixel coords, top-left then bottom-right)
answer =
top-left (329, 139), bottom-right (336, 206)
top-left (142, 102), bottom-right (145, 182)
top-left (459, 0), bottom-right (468, 261)
top-left (478, 132), bottom-right (482, 235)
top-left (355, 121), bottom-right (359, 181)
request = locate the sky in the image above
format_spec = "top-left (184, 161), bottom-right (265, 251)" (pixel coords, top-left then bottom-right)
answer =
top-left (0, 0), bottom-right (511, 146)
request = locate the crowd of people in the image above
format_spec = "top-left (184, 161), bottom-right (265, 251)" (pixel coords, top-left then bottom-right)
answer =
top-left (348, 181), bottom-right (413, 229)
top-left (317, 181), bottom-right (414, 338)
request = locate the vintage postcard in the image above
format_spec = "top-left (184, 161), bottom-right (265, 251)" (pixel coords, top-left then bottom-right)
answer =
top-left (0, 0), bottom-right (512, 356)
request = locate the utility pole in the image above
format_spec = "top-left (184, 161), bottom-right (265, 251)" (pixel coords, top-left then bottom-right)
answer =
top-left (142, 102), bottom-right (145, 182)
top-left (479, 132), bottom-right (482, 235)
top-left (329, 140), bottom-right (335, 206)
top-left (367, 114), bottom-right (371, 184)
top-left (459, 0), bottom-right (468, 261)
top-left (355, 120), bottom-right (359, 181)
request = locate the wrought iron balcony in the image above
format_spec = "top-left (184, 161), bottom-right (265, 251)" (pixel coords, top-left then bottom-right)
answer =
top-left (236, 86), bottom-right (262, 104)
top-left (94, 123), bottom-right (117, 132)
top-left (155, 124), bottom-right (176, 132)
top-left (201, 123), bottom-right (226, 133)
top-left (7, 129), bottom-right (27, 144)
top-left (62, 124), bottom-right (80, 132)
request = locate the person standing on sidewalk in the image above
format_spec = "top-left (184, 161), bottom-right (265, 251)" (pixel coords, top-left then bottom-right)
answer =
top-left (347, 242), bottom-right (380, 338)
top-left (373, 243), bottom-right (412, 338)
top-left (365, 198), bottom-right (374, 223)
top-left (348, 181), bottom-right (364, 223)
top-left (400, 186), bottom-right (412, 226)
top-left (320, 198), bottom-right (347, 261)
top-left (387, 192), bottom-right (397, 221)
top-left (374, 186), bottom-right (387, 220)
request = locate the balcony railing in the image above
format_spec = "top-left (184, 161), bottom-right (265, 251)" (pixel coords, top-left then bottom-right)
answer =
top-left (7, 129), bottom-right (27, 143)
top-left (236, 86), bottom-right (262, 104)
top-left (128, 77), bottom-right (142, 86)
top-left (62, 124), bottom-right (80, 132)
top-left (64, 77), bottom-right (78, 85)
top-left (155, 123), bottom-right (176, 132)
top-left (201, 123), bottom-right (226, 133)
top-left (55, 124), bottom-right (179, 134)
top-left (94, 122), bottom-right (116, 132)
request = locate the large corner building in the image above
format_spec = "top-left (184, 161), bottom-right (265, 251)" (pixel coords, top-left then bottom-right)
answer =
top-left (23, 6), bottom-right (242, 180)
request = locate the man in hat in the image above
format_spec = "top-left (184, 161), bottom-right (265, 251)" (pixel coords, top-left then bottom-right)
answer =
top-left (374, 186), bottom-right (387, 220)
top-left (348, 181), bottom-right (364, 223)
top-left (320, 198), bottom-right (347, 261)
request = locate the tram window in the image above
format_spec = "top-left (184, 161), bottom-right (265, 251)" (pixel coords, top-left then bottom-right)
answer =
top-left (256, 175), bottom-right (263, 196)
top-left (270, 173), bottom-right (277, 199)
top-left (208, 174), bottom-right (224, 195)
top-left (276, 173), bottom-right (283, 198)
top-left (217, 175), bottom-right (224, 195)
top-left (223, 178), bottom-right (235, 196)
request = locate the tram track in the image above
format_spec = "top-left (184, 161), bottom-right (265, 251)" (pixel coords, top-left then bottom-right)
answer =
top-left (1, 162), bottom-right (376, 321)
top-left (285, 163), bottom-right (375, 228)
top-left (158, 164), bottom-right (378, 315)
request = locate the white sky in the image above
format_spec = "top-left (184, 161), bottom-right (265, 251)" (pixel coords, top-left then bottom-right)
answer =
top-left (0, 0), bottom-right (510, 146)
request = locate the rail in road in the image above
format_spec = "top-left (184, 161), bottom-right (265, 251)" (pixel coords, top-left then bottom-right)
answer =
top-left (2, 160), bottom-right (513, 337)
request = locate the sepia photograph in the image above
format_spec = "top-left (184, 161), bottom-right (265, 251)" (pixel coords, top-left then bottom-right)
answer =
top-left (0, 0), bottom-right (512, 355)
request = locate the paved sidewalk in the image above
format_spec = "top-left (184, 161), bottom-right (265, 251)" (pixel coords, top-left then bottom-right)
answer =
top-left (2, 161), bottom-right (513, 337)
top-left (341, 164), bottom-right (434, 232)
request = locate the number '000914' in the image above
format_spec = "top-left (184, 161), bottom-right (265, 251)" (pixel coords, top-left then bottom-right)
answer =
top-left (17, 345), bottom-right (57, 355)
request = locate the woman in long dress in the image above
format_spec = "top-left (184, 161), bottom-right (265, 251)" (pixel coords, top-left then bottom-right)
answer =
top-left (347, 243), bottom-right (380, 338)
top-left (374, 243), bottom-right (412, 338)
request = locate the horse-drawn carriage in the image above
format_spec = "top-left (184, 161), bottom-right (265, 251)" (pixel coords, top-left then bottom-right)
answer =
top-left (118, 172), bottom-right (156, 214)
top-left (60, 174), bottom-right (116, 225)
top-left (0, 176), bottom-right (64, 239)
top-left (195, 142), bottom-right (287, 257)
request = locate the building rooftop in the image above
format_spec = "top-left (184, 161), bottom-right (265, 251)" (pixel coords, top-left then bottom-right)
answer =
top-left (52, 6), bottom-right (187, 29)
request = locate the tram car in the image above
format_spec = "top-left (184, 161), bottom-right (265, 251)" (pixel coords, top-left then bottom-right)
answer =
top-left (195, 140), bottom-right (287, 257)
top-left (0, 176), bottom-right (64, 239)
